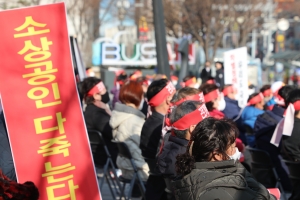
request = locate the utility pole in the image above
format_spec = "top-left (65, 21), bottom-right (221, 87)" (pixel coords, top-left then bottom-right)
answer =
top-left (152, 0), bottom-right (170, 78)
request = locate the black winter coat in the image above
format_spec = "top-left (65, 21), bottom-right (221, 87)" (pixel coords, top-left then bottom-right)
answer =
top-left (140, 111), bottom-right (164, 159)
top-left (215, 68), bottom-right (224, 88)
top-left (84, 104), bottom-right (118, 166)
top-left (200, 68), bottom-right (211, 84)
top-left (172, 160), bottom-right (276, 200)
top-left (282, 117), bottom-right (300, 161)
top-left (157, 135), bottom-right (189, 179)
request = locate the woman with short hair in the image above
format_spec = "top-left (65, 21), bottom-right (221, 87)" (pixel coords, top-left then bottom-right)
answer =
top-left (110, 81), bottom-right (149, 181)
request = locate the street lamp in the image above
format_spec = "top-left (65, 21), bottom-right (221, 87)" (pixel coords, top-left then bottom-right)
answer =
top-left (117, 0), bottom-right (130, 30)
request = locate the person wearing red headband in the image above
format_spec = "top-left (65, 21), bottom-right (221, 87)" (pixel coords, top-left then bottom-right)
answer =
top-left (181, 75), bottom-right (197, 88)
top-left (82, 77), bottom-right (118, 167)
top-left (222, 84), bottom-right (240, 120)
top-left (281, 89), bottom-right (300, 161)
top-left (140, 79), bottom-right (176, 159)
top-left (260, 84), bottom-right (276, 110)
top-left (280, 89), bottom-right (300, 199)
top-left (157, 101), bottom-right (209, 184)
top-left (253, 86), bottom-right (295, 192)
top-left (200, 83), bottom-right (225, 119)
top-left (160, 87), bottom-right (205, 155)
top-left (129, 70), bottom-right (143, 81)
top-left (240, 93), bottom-right (265, 147)
top-left (173, 118), bottom-right (276, 200)
top-left (140, 79), bottom-right (175, 200)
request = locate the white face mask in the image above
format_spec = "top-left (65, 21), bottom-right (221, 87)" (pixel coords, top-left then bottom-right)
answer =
top-left (228, 147), bottom-right (241, 162)
top-left (193, 83), bottom-right (200, 89)
top-left (217, 97), bottom-right (226, 111)
top-left (139, 97), bottom-right (144, 110)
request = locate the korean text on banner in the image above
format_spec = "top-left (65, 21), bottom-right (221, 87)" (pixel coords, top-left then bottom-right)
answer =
top-left (0, 3), bottom-right (101, 200)
top-left (224, 47), bottom-right (248, 107)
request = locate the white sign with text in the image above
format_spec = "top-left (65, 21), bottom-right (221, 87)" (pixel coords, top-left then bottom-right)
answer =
top-left (224, 47), bottom-right (248, 107)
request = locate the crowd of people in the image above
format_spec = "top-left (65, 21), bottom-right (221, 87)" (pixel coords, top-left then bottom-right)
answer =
top-left (0, 65), bottom-right (299, 200)
top-left (77, 68), bottom-right (300, 200)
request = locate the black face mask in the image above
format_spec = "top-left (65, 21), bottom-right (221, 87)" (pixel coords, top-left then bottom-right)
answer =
top-left (101, 92), bottom-right (110, 104)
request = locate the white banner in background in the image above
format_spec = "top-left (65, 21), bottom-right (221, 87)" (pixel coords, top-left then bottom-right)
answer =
top-left (224, 47), bottom-right (248, 107)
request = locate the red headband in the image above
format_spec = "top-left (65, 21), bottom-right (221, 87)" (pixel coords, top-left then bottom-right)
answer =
top-left (223, 86), bottom-right (237, 96)
top-left (247, 93), bottom-right (264, 106)
top-left (206, 79), bottom-right (215, 84)
top-left (181, 77), bottom-right (196, 87)
top-left (204, 89), bottom-right (219, 103)
top-left (130, 71), bottom-right (142, 81)
top-left (148, 82), bottom-right (176, 107)
top-left (173, 92), bottom-right (205, 106)
top-left (87, 82), bottom-right (105, 96)
top-left (172, 104), bottom-right (210, 130)
top-left (263, 89), bottom-right (272, 97)
top-left (293, 100), bottom-right (300, 111)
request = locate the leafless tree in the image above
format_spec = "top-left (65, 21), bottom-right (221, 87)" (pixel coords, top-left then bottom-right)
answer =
top-left (163, 0), bottom-right (266, 63)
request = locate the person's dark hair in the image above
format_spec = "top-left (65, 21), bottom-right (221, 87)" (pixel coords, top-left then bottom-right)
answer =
top-left (146, 78), bottom-right (168, 101)
top-left (247, 92), bottom-right (260, 105)
top-left (117, 73), bottom-right (128, 82)
top-left (170, 101), bottom-right (202, 138)
top-left (171, 87), bottom-right (200, 103)
top-left (278, 85), bottom-right (296, 108)
top-left (199, 83), bottom-right (219, 111)
top-left (81, 77), bottom-right (102, 104)
top-left (260, 84), bottom-right (271, 93)
top-left (215, 61), bottom-right (223, 68)
top-left (286, 89), bottom-right (300, 115)
top-left (119, 81), bottom-right (143, 108)
top-left (176, 118), bottom-right (237, 176)
top-left (183, 75), bottom-right (195, 82)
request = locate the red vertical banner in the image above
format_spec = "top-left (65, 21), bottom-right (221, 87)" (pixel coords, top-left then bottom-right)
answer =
top-left (0, 3), bottom-right (101, 200)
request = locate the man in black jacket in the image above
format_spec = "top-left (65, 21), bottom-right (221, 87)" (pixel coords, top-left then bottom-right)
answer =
top-left (140, 79), bottom-right (175, 159)
top-left (140, 79), bottom-right (175, 200)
